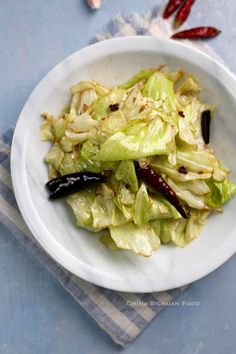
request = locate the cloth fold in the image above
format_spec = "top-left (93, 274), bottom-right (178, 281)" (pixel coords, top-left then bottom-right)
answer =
top-left (0, 5), bottom-right (222, 347)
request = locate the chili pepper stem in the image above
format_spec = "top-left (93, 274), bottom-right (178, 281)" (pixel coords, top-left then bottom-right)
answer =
top-left (174, 18), bottom-right (183, 28)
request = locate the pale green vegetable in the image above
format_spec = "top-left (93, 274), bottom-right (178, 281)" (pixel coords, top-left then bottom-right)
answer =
top-left (167, 219), bottom-right (187, 247)
top-left (100, 233), bottom-right (120, 250)
top-left (44, 143), bottom-right (64, 170)
top-left (142, 72), bottom-right (176, 110)
top-left (165, 70), bottom-right (184, 84)
top-left (157, 195), bottom-right (182, 219)
top-left (80, 140), bottom-right (98, 160)
top-left (76, 156), bottom-right (101, 173)
top-left (70, 93), bottom-right (80, 116)
top-left (115, 160), bottom-right (138, 192)
top-left (71, 81), bottom-right (94, 94)
top-left (40, 121), bottom-right (54, 141)
top-left (119, 68), bottom-right (157, 89)
top-left (117, 184), bottom-right (135, 205)
top-left (94, 82), bottom-right (110, 96)
top-left (59, 153), bottom-right (75, 175)
top-left (96, 118), bottom-right (175, 161)
top-left (76, 140), bottom-right (118, 173)
top-left (178, 118), bottom-right (196, 145)
top-left (64, 129), bottom-right (96, 144)
top-left (176, 150), bottom-right (218, 173)
top-left (78, 90), bottom-right (98, 114)
top-left (109, 222), bottom-right (160, 256)
top-left (71, 80), bottom-right (109, 96)
top-left (91, 88), bottom-right (126, 120)
top-left (152, 210), bottom-right (209, 247)
top-left (212, 167), bottom-right (227, 182)
top-left (91, 195), bottom-right (127, 229)
top-left (76, 140), bottom-right (101, 173)
top-left (121, 85), bottom-right (145, 120)
top-left (68, 113), bottom-right (99, 133)
top-left (66, 189), bottom-right (96, 230)
top-left (48, 165), bottom-right (59, 179)
top-left (176, 75), bottom-right (201, 95)
top-left (185, 210), bottom-right (210, 245)
top-left (41, 68), bottom-right (236, 257)
top-left (177, 180), bottom-right (210, 196)
top-left (40, 113), bottom-right (55, 141)
top-left (167, 178), bottom-right (206, 209)
top-left (134, 183), bottom-right (171, 225)
top-left (149, 219), bottom-right (162, 238)
top-left (206, 179), bottom-right (236, 208)
top-left (151, 157), bottom-right (212, 182)
top-left (115, 185), bottom-right (135, 221)
top-left (41, 112), bottom-right (55, 124)
top-left (161, 219), bottom-right (186, 245)
top-left (60, 136), bottom-right (74, 152)
top-left (176, 150), bottom-right (228, 182)
top-left (52, 117), bottom-right (67, 138)
top-left (100, 110), bottom-right (127, 137)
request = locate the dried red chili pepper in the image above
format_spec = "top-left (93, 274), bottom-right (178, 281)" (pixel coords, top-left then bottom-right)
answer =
top-left (172, 27), bottom-right (221, 39)
top-left (201, 110), bottom-right (211, 144)
top-left (174, 0), bottom-right (196, 28)
top-left (163, 0), bottom-right (185, 19)
top-left (135, 164), bottom-right (187, 219)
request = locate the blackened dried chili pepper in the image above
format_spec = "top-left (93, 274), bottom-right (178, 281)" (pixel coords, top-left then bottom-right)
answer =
top-left (174, 0), bottom-right (196, 28)
top-left (201, 110), bottom-right (211, 144)
top-left (135, 164), bottom-right (187, 219)
top-left (172, 27), bottom-right (221, 39)
top-left (163, 0), bottom-right (185, 19)
top-left (46, 172), bottom-right (106, 199)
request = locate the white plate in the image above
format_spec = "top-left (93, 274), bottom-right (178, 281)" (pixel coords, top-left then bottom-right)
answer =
top-left (11, 36), bottom-right (236, 293)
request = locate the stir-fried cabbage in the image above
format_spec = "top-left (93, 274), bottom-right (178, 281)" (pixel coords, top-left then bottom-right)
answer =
top-left (41, 68), bottom-right (236, 256)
